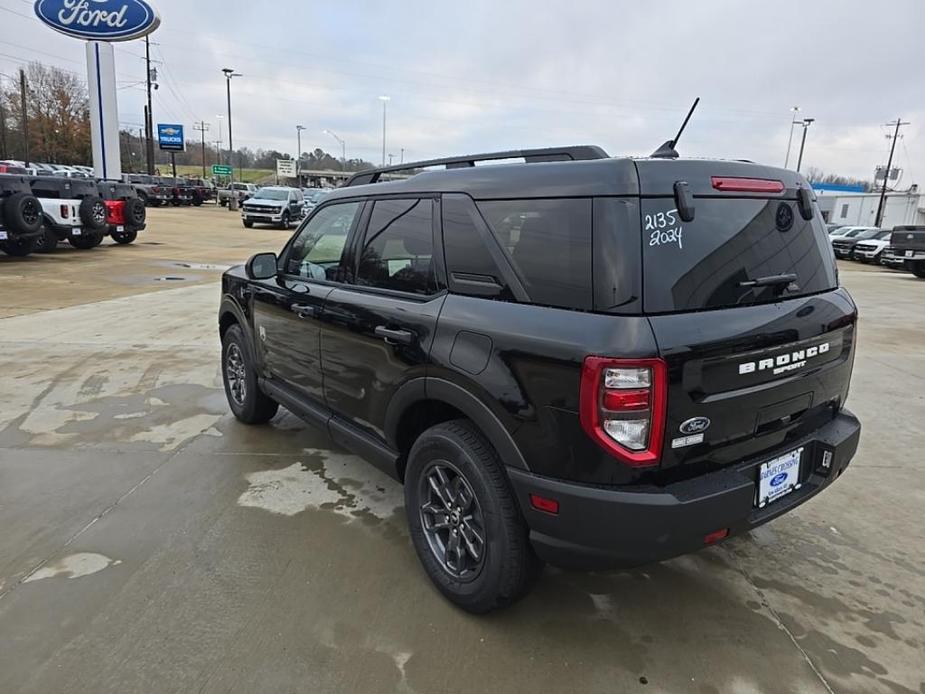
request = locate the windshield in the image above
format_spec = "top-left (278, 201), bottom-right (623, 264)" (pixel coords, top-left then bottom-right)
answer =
top-left (254, 189), bottom-right (289, 201)
top-left (856, 228), bottom-right (881, 240)
top-left (304, 189), bottom-right (329, 203)
top-left (641, 198), bottom-right (837, 312)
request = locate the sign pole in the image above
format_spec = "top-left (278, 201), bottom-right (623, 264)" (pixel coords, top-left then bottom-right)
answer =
top-left (85, 41), bottom-right (121, 181)
top-left (171, 151), bottom-right (176, 179)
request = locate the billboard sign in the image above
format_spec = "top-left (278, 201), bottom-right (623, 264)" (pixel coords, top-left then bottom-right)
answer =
top-left (157, 123), bottom-right (185, 152)
top-left (277, 159), bottom-right (296, 178)
top-left (34, 0), bottom-right (161, 42)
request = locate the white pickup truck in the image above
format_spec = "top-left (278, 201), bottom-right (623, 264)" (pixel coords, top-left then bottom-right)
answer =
top-left (29, 177), bottom-right (109, 252)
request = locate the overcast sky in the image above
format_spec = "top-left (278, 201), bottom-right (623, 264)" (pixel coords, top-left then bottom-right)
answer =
top-left (2, 0), bottom-right (923, 181)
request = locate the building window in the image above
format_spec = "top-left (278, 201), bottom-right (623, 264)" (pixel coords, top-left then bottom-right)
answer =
top-left (840, 204), bottom-right (849, 219)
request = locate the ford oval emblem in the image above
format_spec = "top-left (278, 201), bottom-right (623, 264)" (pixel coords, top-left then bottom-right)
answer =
top-left (770, 472), bottom-right (789, 487)
top-left (34, 0), bottom-right (161, 42)
top-left (679, 416), bottom-right (711, 435)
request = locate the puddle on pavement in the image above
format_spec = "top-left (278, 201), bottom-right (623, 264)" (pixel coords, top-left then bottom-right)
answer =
top-left (24, 553), bottom-right (121, 583)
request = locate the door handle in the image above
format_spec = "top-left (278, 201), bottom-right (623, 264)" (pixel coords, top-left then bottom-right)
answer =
top-left (291, 303), bottom-right (317, 319)
top-left (374, 325), bottom-right (415, 346)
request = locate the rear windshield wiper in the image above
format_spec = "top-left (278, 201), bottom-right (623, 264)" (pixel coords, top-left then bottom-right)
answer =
top-left (738, 273), bottom-right (798, 289)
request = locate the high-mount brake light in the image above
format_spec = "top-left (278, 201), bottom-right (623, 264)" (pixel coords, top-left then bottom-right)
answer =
top-left (579, 357), bottom-right (667, 467)
top-left (711, 177), bottom-right (785, 194)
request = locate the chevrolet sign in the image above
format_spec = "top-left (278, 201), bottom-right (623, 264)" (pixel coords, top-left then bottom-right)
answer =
top-left (157, 123), bottom-right (185, 152)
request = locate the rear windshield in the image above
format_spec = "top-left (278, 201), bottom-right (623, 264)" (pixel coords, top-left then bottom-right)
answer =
top-left (641, 198), bottom-right (837, 313)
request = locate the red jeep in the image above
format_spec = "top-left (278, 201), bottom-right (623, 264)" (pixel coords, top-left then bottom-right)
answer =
top-left (98, 181), bottom-right (147, 244)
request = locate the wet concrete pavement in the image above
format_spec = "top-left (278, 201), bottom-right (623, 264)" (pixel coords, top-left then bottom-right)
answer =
top-left (0, 208), bottom-right (922, 693)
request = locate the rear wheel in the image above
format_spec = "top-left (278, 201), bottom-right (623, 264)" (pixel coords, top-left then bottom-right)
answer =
top-left (4, 193), bottom-right (43, 234)
top-left (221, 324), bottom-right (279, 424)
top-left (112, 230), bottom-right (138, 244)
top-left (909, 261), bottom-right (925, 278)
top-left (243, 220), bottom-right (254, 228)
top-left (34, 229), bottom-right (58, 253)
top-left (404, 420), bottom-right (542, 613)
top-left (69, 232), bottom-right (103, 250)
top-left (0, 236), bottom-right (36, 257)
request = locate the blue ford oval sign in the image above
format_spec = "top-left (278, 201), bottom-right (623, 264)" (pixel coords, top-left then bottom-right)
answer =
top-left (34, 0), bottom-right (160, 42)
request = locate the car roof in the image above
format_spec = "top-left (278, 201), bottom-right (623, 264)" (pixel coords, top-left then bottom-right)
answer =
top-left (324, 155), bottom-right (806, 203)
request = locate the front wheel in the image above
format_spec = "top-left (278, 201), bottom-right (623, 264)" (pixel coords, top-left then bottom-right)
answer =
top-left (404, 420), bottom-right (542, 613)
top-left (279, 211), bottom-right (290, 230)
top-left (0, 236), bottom-right (36, 257)
top-left (221, 324), bottom-right (279, 424)
top-left (34, 229), bottom-right (58, 253)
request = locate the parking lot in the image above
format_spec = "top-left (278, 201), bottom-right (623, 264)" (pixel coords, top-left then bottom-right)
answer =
top-left (0, 206), bottom-right (922, 694)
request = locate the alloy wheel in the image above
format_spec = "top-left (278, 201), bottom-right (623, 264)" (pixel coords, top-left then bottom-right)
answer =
top-left (419, 462), bottom-right (486, 581)
top-left (225, 342), bottom-right (247, 406)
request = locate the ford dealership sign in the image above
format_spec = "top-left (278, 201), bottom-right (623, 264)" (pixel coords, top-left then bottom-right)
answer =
top-left (34, 0), bottom-right (160, 42)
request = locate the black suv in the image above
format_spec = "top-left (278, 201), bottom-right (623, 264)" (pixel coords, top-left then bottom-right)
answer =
top-left (0, 174), bottom-right (44, 256)
top-left (218, 146), bottom-right (861, 613)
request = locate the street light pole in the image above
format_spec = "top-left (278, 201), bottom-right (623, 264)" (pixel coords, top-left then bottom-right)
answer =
top-left (378, 95), bottom-right (390, 166)
top-left (784, 105), bottom-right (800, 168)
top-left (215, 115), bottom-right (224, 168)
top-left (796, 118), bottom-right (814, 173)
top-left (296, 124), bottom-right (306, 184)
top-left (324, 129), bottom-right (346, 171)
top-left (222, 68), bottom-right (242, 211)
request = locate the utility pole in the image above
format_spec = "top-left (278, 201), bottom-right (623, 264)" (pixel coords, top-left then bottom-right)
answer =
top-left (222, 68), bottom-right (242, 211)
top-left (19, 68), bottom-right (29, 166)
top-left (784, 105), bottom-right (800, 168)
top-left (193, 120), bottom-right (210, 177)
top-left (145, 36), bottom-right (155, 175)
top-left (875, 118), bottom-right (910, 228)
top-left (0, 97), bottom-right (7, 160)
top-left (795, 118), bottom-right (814, 173)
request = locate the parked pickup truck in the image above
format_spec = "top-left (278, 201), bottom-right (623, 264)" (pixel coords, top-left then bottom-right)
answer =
top-left (157, 177), bottom-right (193, 206)
top-left (184, 177), bottom-right (215, 206)
top-left (218, 182), bottom-right (257, 207)
top-left (883, 226), bottom-right (925, 277)
top-left (124, 173), bottom-right (170, 207)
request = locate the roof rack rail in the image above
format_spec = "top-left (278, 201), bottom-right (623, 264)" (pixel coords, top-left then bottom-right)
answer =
top-left (343, 145), bottom-right (609, 187)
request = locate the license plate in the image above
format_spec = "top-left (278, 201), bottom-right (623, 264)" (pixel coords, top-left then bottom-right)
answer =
top-left (0, 231), bottom-right (7, 240)
top-left (906, 250), bottom-right (915, 258)
top-left (756, 448), bottom-right (802, 508)
top-left (72, 228), bottom-right (82, 236)
top-left (116, 225), bottom-right (124, 232)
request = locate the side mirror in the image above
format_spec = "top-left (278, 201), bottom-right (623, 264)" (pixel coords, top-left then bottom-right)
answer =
top-left (246, 252), bottom-right (278, 280)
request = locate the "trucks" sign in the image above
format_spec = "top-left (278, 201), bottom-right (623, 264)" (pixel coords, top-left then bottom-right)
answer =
top-left (157, 124), bottom-right (185, 152)
top-left (34, 0), bottom-right (161, 42)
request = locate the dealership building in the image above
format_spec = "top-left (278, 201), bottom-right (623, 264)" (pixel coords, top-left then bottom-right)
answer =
top-left (813, 182), bottom-right (924, 228)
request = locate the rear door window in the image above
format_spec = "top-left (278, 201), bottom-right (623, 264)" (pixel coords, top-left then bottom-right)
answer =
top-left (641, 198), bottom-right (837, 313)
top-left (357, 198), bottom-right (437, 295)
top-left (477, 198), bottom-right (592, 310)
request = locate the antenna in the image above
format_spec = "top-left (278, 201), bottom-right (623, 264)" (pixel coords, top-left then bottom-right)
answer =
top-left (650, 97), bottom-right (700, 159)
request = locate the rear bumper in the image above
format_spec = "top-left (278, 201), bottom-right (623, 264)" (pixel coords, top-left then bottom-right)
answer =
top-left (508, 410), bottom-right (860, 570)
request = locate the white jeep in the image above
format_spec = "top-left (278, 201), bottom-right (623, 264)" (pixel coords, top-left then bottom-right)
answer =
top-left (29, 177), bottom-right (109, 252)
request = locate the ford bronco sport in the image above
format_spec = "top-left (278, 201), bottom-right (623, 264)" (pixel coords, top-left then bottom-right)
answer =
top-left (218, 145), bottom-right (861, 613)
top-left (0, 174), bottom-right (44, 256)
top-left (30, 176), bottom-right (109, 252)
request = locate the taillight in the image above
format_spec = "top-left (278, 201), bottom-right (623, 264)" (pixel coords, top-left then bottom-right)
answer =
top-left (711, 177), bottom-right (785, 194)
top-left (60, 204), bottom-right (69, 219)
top-left (579, 357), bottom-right (667, 467)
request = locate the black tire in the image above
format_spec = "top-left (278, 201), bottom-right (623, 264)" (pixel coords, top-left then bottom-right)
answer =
top-left (124, 197), bottom-right (146, 227)
top-left (78, 196), bottom-right (107, 231)
top-left (221, 324), bottom-right (278, 424)
top-left (34, 228), bottom-right (58, 253)
top-left (137, 191), bottom-right (149, 207)
top-left (909, 261), bottom-right (925, 279)
top-left (0, 236), bottom-right (36, 257)
top-left (69, 232), bottom-right (103, 250)
top-left (3, 192), bottom-right (43, 234)
top-left (404, 420), bottom-right (543, 613)
top-left (219, 198), bottom-right (228, 207)
top-left (192, 192), bottom-right (203, 207)
top-left (112, 230), bottom-right (138, 244)
top-left (279, 211), bottom-right (290, 230)
top-left (243, 220), bottom-right (254, 228)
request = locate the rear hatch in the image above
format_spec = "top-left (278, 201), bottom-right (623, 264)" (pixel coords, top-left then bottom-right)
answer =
top-left (635, 159), bottom-right (856, 481)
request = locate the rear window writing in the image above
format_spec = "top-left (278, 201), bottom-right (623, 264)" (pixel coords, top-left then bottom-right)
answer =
top-left (642, 198), bottom-right (837, 312)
